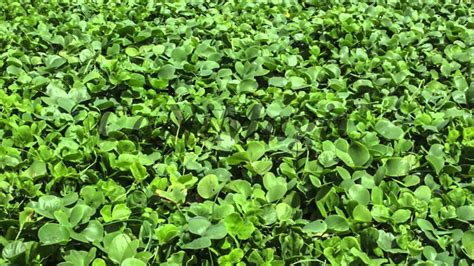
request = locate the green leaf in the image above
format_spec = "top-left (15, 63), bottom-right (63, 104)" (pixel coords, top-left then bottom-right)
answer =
top-left (125, 47), bottom-right (139, 57)
top-left (2, 241), bottom-right (26, 260)
top-left (457, 206), bottom-right (474, 221)
top-left (268, 77), bottom-right (287, 87)
top-left (38, 223), bottom-right (70, 245)
top-left (121, 258), bottom-right (147, 266)
top-left (353, 205), bottom-right (372, 222)
top-left (69, 204), bottom-right (94, 226)
top-left (81, 220), bottom-right (104, 242)
top-left (60, 248), bottom-right (96, 266)
top-left (426, 153), bottom-right (445, 173)
top-left (130, 162), bottom-right (147, 181)
top-left (238, 79), bottom-right (258, 93)
top-left (45, 55), bottom-right (66, 69)
top-left (197, 174), bottom-right (219, 199)
top-left (384, 157), bottom-right (411, 177)
top-left (276, 202), bottom-right (292, 221)
top-left (414, 186), bottom-right (431, 202)
top-left (417, 219), bottom-right (435, 231)
top-left (24, 160), bottom-right (47, 178)
top-left (32, 195), bottom-right (64, 220)
top-left (236, 221), bottom-right (255, 240)
top-left (227, 152), bottom-right (251, 165)
top-left (289, 76), bottom-right (307, 89)
top-left (375, 120), bottom-right (404, 140)
top-left (348, 142), bottom-right (371, 167)
top-left (247, 141), bottom-right (266, 161)
top-left (224, 213), bottom-right (255, 240)
top-left (171, 47), bottom-right (188, 63)
top-left (303, 220), bottom-right (327, 233)
top-left (182, 237), bottom-right (211, 250)
top-left (336, 166), bottom-right (351, 180)
top-left (204, 222), bottom-right (228, 240)
top-left (199, 61), bottom-right (220, 76)
top-left (158, 64), bottom-right (176, 80)
top-left (348, 184), bottom-right (370, 205)
top-left (392, 70), bottom-right (410, 84)
top-left (426, 144), bottom-right (445, 175)
top-left (108, 234), bottom-right (138, 264)
top-left (423, 246), bottom-right (437, 261)
top-left (352, 79), bottom-right (373, 91)
top-left (335, 140), bottom-right (371, 168)
top-left (218, 248), bottom-right (245, 265)
top-left (215, 134), bottom-right (235, 151)
top-left (188, 216), bottom-right (211, 236)
top-left (111, 204), bottom-right (131, 221)
top-left (325, 215), bottom-right (349, 232)
top-left (263, 173), bottom-right (287, 203)
top-left (249, 160), bottom-right (273, 175)
top-left (391, 209), bottom-right (411, 224)
top-left (462, 230), bottom-right (474, 259)
top-left (156, 224), bottom-right (180, 244)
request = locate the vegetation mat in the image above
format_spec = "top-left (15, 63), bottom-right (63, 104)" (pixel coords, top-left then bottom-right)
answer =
top-left (0, 0), bottom-right (473, 265)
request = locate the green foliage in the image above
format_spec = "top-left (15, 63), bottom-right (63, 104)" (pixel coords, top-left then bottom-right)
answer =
top-left (0, 0), bottom-right (473, 265)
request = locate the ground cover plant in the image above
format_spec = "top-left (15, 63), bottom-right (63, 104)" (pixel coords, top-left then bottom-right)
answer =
top-left (0, 0), bottom-right (473, 265)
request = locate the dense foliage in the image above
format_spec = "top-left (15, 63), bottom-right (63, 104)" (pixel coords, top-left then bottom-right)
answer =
top-left (1, 0), bottom-right (473, 265)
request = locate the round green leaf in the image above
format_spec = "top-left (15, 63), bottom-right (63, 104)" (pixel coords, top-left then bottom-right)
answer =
top-left (197, 174), bottom-right (219, 199)
top-left (81, 220), bottom-right (104, 242)
top-left (188, 216), bottom-right (211, 236)
top-left (158, 64), bottom-right (176, 80)
top-left (125, 47), bottom-right (139, 57)
top-left (384, 157), bottom-right (410, 177)
top-left (108, 234), bottom-right (138, 264)
top-left (38, 223), bottom-right (70, 245)
top-left (391, 209), bottom-right (411, 224)
top-left (348, 142), bottom-right (371, 167)
top-left (325, 215), bottom-right (349, 232)
top-left (353, 205), bottom-right (372, 222)
top-left (204, 222), bottom-right (228, 240)
top-left (414, 186), bottom-right (432, 202)
top-left (303, 220), bottom-right (327, 233)
top-left (348, 184), bottom-right (370, 205)
top-left (375, 120), bottom-right (404, 140)
top-left (171, 47), bottom-right (187, 62)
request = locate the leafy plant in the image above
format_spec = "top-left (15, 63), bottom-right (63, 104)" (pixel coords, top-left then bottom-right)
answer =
top-left (0, 0), bottom-right (472, 265)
